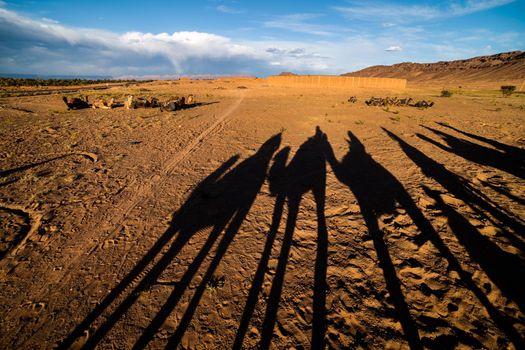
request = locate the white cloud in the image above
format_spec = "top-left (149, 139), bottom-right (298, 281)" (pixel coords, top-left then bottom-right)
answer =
top-left (334, 3), bottom-right (439, 22)
top-left (41, 17), bottom-right (59, 24)
top-left (0, 6), bottom-right (520, 77)
top-left (263, 13), bottom-right (341, 36)
top-left (449, 0), bottom-right (515, 16)
top-left (216, 5), bottom-right (243, 14)
top-left (0, 8), bottom-right (268, 75)
top-left (0, 8), bottom-right (351, 75)
top-left (334, 0), bottom-right (515, 23)
top-left (385, 46), bottom-right (402, 51)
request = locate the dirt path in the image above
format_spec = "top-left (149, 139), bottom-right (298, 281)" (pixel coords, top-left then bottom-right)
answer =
top-left (0, 88), bottom-right (247, 346)
top-left (1, 80), bottom-right (524, 349)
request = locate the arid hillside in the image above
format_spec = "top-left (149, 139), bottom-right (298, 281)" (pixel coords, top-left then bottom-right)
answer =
top-left (343, 51), bottom-right (525, 88)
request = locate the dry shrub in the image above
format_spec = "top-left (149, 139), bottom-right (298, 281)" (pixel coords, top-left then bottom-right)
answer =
top-left (501, 85), bottom-right (516, 97)
top-left (441, 89), bottom-right (453, 97)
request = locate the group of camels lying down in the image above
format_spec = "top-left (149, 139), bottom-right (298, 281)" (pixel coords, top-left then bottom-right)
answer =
top-left (347, 96), bottom-right (435, 108)
top-left (62, 94), bottom-right (195, 111)
top-left (364, 96), bottom-right (434, 108)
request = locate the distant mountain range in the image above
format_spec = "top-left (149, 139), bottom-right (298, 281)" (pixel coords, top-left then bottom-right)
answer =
top-left (342, 51), bottom-right (525, 83)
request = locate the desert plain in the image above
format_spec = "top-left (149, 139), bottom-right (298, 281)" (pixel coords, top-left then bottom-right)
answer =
top-left (0, 77), bottom-right (524, 350)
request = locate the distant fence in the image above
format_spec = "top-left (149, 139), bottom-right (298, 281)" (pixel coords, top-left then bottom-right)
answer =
top-left (267, 75), bottom-right (406, 89)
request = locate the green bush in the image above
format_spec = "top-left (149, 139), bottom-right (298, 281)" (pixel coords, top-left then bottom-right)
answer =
top-left (501, 85), bottom-right (516, 96)
top-left (440, 89), bottom-right (453, 97)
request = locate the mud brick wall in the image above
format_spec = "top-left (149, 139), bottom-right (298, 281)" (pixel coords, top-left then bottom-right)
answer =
top-left (266, 75), bottom-right (407, 89)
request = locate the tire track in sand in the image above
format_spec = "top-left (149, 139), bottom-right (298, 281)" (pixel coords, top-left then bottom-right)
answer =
top-left (74, 92), bottom-right (243, 268)
top-left (89, 91), bottom-right (245, 253)
top-left (2, 92), bottom-right (245, 319)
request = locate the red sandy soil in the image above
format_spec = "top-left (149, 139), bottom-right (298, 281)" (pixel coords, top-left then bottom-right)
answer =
top-left (0, 78), bottom-right (524, 349)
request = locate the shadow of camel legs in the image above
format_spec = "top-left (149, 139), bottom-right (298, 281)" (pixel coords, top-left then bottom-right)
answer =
top-left (260, 127), bottom-right (328, 349)
top-left (423, 186), bottom-right (525, 313)
top-left (322, 131), bottom-right (423, 350)
top-left (57, 155), bottom-right (240, 350)
top-left (232, 147), bottom-right (290, 350)
top-left (383, 129), bottom-right (525, 348)
top-left (384, 128), bottom-right (525, 246)
top-left (59, 135), bottom-right (281, 350)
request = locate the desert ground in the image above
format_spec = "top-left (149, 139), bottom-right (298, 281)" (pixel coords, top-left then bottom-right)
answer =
top-left (0, 78), bottom-right (524, 349)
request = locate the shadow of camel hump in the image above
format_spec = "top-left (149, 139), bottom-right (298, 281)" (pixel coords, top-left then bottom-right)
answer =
top-left (259, 126), bottom-right (328, 350)
top-left (418, 125), bottom-right (525, 179)
top-left (58, 134), bottom-right (281, 350)
top-left (322, 130), bottom-right (423, 350)
top-left (384, 127), bottom-right (525, 242)
top-left (436, 122), bottom-right (525, 161)
top-left (383, 128), bottom-right (525, 349)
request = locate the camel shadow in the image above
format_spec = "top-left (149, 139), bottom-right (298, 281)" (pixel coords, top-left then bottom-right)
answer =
top-left (384, 129), bottom-right (525, 348)
top-left (418, 125), bottom-right (525, 180)
top-left (58, 134), bottom-right (281, 350)
top-left (256, 127), bottom-right (328, 350)
top-left (436, 122), bottom-right (525, 161)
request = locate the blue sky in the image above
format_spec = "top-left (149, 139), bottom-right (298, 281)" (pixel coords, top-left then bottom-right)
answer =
top-left (0, 0), bottom-right (524, 77)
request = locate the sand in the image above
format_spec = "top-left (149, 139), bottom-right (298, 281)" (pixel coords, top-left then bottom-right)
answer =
top-left (0, 78), bottom-right (524, 349)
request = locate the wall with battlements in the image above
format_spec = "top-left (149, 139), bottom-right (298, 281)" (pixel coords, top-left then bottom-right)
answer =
top-left (267, 75), bottom-right (406, 89)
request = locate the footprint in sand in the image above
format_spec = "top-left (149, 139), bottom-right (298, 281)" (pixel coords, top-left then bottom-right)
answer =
top-left (21, 301), bottom-right (47, 312)
top-left (101, 238), bottom-right (117, 249)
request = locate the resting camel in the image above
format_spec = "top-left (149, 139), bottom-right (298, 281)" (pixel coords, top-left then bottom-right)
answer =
top-left (92, 98), bottom-right (122, 109)
top-left (125, 96), bottom-right (150, 109)
top-left (125, 96), bottom-right (164, 109)
top-left (160, 96), bottom-right (185, 112)
top-left (63, 96), bottom-right (90, 110)
top-left (411, 100), bottom-right (434, 108)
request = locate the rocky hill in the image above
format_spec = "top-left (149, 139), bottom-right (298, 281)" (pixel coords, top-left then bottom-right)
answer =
top-left (342, 51), bottom-right (525, 84)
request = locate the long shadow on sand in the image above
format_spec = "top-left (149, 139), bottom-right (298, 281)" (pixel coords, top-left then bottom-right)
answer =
top-left (418, 125), bottom-right (525, 180)
top-left (322, 131), bottom-right (426, 350)
top-left (436, 122), bottom-right (525, 161)
top-left (57, 127), bottom-right (525, 350)
top-left (384, 129), bottom-right (525, 348)
top-left (231, 145), bottom-right (290, 349)
top-left (385, 128), bottom-right (525, 244)
top-left (323, 130), bottom-right (525, 350)
top-left (423, 185), bottom-right (525, 313)
top-left (58, 134), bottom-right (281, 350)
top-left (256, 127), bottom-right (328, 350)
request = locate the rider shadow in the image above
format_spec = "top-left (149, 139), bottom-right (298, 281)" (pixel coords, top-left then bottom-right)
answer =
top-left (322, 130), bottom-right (425, 350)
top-left (384, 129), bottom-right (525, 348)
top-left (423, 185), bottom-right (525, 313)
top-left (418, 126), bottom-right (525, 180)
top-left (58, 134), bottom-right (281, 350)
top-left (385, 128), bottom-right (525, 245)
top-left (233, 146), bottom-right (290, 349)
top-left (436, 122), bottom-right (525, 161)
top-left (258, 126), bottom-right (328, 350)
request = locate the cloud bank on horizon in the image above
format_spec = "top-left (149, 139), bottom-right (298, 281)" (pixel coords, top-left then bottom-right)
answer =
top-left (0, 0), bottom-right (523, 77)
